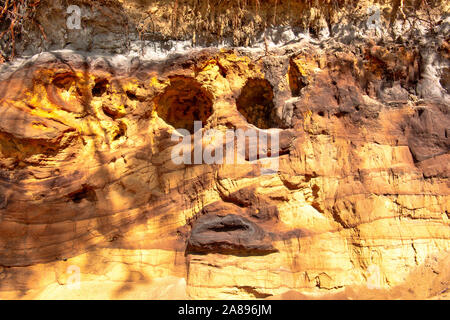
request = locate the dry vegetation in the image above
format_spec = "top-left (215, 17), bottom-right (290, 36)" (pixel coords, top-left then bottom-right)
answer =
top-left (130, 0), bottom-right (446, 39)
top-left (0, 0), bottom-right (447, 62)
top-left (0, 0), bottom-right (43, 62)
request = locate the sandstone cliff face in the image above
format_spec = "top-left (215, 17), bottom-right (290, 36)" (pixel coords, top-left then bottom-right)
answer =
top-left (0, 0), bottom-right (449, 299)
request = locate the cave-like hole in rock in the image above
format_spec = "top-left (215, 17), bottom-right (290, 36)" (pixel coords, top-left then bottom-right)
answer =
top-left (236, 78), bottom-right (277, 129)
top-left (155, 77), bottom-right (213, 134)
top-left (288, 59), bottom-right (306, 97)
top-left (68, 185), bottom-right (97, 203)
top-left (92, 79), bottom-right (109, 97)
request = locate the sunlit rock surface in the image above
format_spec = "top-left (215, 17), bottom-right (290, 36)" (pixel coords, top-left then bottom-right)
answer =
top-left (0, 0), bottom-right (448, 299)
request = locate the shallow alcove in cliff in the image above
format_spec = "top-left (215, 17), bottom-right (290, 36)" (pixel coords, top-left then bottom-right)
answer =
top-left (154, 77), bottom-right (213, 134)
top-left (47, 72), bottom-right (85, 113)
top-left (52, 73), bottom-right (79, 91)
top-left (92, 79), bottom-right (109, 97)
top-left (288, 59), bottom-right (306, 97)
top-left (68, 185), bottom-right (98, 203)
top-left (236, 79), bottom-right (278, 129)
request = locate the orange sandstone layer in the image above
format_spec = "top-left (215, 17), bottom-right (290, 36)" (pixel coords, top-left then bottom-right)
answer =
top-left (0, 39), bottom-right (448, 299)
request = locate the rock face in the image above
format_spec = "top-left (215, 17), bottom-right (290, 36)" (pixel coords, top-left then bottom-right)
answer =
top-left (0, 0), bottom-right (448, 299)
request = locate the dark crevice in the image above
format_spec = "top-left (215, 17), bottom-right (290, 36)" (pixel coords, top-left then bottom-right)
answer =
top-left (417, 108), bottom-right (425, 117)
top-left (68, 185), bottom-right (98, 203)
top-left (236, 286), bottom-right (273, 299)
top-left (334, 111), bottom-right (349, 118)
top-left (113, 122), bottom-right (127, 140)
top-left (126, 90), bottom-right (138, 100)
top-left (92, 79), bottom-right (109, 97)
top-left (208, 224), bottom-right (248, 232)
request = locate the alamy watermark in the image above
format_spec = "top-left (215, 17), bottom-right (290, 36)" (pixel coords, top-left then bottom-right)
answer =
top-left (367, 5), bottom-right (382, 34)
top-left (66, 5), bottom-right (81, 30)
top-left (66, 265), bottom-right (81, 290)
top-left (366, 264), bottom-right (382, 289)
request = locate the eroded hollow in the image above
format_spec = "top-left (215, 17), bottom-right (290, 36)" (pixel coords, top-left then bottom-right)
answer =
top-left (155, 77), bottom-right (213, 134)
top-left (236, 79), bottom-right (277, 129)
top-left (92, 79), bottom-right (109, 97)
top-left (68, 185), bottom-right (97, 203)
top-left (288, 59), bottom-right (306, 97)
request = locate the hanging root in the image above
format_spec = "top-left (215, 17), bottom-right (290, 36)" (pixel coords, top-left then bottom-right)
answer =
top-left (399, 0), bottom-right (407, 20)
top-left (0, 0), bottom-right (42, 62)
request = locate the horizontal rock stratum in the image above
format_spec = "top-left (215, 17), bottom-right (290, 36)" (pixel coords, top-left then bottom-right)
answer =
top-left (0, 0), bottom-right (448, 299)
